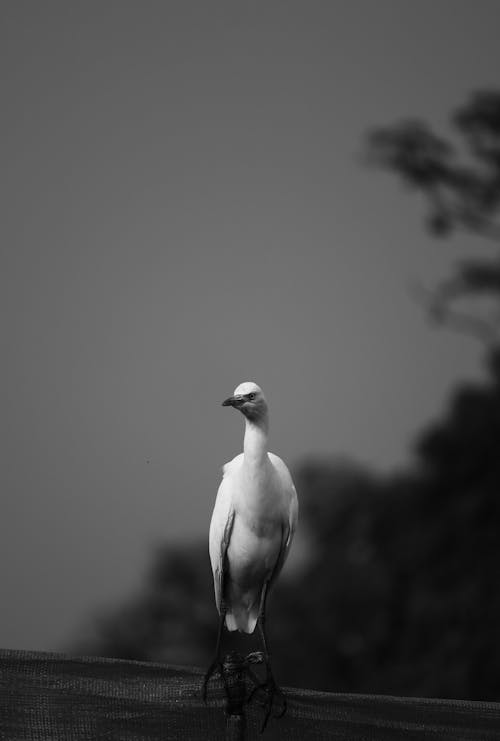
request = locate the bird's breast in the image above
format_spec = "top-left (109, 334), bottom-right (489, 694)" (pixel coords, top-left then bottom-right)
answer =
top-left (228, 456), bottom-right (288, 549)
top-left (227, 513), bottom-right (282, 587)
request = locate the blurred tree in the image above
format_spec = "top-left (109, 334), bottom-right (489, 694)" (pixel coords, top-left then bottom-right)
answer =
top-left (80, 542), bottom-right (215, 667)
top-left (81, 360), bottom-right (500, 700)
top-left (367, 91), bottom-right (500, 344)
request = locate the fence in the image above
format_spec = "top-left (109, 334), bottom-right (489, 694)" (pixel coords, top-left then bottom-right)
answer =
top-left (1, 648), bottom-right (500, 739)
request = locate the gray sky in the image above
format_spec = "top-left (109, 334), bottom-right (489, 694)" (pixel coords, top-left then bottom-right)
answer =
top-left (2, 1), bottom-right (500, 652)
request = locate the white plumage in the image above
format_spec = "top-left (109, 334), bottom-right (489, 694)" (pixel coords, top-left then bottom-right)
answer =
top-left (209, 381), bottom-right (298, 634)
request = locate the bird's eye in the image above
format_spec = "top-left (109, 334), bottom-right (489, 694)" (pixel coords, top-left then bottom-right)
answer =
top-left (247, 392), bottom-right (256, 401)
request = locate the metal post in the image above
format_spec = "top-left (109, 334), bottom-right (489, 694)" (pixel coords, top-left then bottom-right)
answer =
top-left (223, 652), bottom-right (247, 741)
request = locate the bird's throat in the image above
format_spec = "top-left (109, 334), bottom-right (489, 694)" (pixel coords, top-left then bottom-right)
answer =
top-left (243, 416), bottom-right (269, 466)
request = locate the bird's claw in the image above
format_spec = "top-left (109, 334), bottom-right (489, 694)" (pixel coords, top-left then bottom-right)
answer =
top-left (203, 652), bottom-right (287, 732)
top-left (248, 676), bottom-right (287, 732)
top-left (244, 650), bottom-right (265, 665)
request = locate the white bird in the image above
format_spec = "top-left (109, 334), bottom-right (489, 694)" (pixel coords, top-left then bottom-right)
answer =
top-left (203, 381), bottom-right (298, 715)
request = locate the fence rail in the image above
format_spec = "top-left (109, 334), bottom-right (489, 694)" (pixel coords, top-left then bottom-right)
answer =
top-left (1, 648), bottom-right (500, 739)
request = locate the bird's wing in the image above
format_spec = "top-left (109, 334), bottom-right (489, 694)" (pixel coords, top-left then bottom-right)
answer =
top-left (268, 454), bottom-right (299, 586)
top-left (209, 461), bottom-right (239, 613)
top-left (270, 488), bottom-right (298, 587)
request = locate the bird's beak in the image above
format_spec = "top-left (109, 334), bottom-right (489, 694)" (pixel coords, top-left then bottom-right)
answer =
top-left (222, 394), bottom-right (245, 408)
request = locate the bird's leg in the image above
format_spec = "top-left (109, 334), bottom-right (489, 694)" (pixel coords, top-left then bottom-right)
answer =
top-left (258, 580), bottom-right (275, 681)
top-left (204, 538), bottom-right (232, 702)
top-left (202, 606), bottom-right (227, 702)
top-left (257, 613), bottom-right (287, 724)
top-left (248, 581), bottom-right (287, 730)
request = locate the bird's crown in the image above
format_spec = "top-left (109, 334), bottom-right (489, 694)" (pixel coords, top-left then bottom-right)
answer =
top-left (233, 381), bottom-right (263, 397)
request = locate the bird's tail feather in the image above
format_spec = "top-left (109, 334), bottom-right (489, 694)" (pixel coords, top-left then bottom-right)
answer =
top-left (225, 607), bottom-right (259, 634)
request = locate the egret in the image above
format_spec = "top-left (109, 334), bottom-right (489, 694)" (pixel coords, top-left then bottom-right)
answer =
top-left (203, 381), bottom-right (299, 723)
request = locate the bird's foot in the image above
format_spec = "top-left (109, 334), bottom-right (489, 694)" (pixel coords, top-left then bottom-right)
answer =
top-left (244, 650), bottom-right (265, 666)
top-left (203, 651), bottom-right (251, 705)
top-left (202, 658), bottom-right (224, 703)
top-left (248, 673), bottom-right (287, 733)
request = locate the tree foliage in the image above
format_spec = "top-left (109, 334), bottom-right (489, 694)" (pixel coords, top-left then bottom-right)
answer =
top-left (367, 91), bottom-right (500, 343)
top-left (81, 346), bottom-right (500, 699)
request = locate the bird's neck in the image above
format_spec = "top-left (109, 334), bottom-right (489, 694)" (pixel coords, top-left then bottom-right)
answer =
top-left (243, 416), bottom-right (269, 466)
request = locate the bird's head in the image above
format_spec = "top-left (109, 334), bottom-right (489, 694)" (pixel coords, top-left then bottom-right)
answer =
top-left (222, 381), bottom-right (268, 423)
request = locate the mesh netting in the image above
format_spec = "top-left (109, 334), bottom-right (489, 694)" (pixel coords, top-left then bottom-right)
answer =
top-left (1, 648), bottom-right (500, 740)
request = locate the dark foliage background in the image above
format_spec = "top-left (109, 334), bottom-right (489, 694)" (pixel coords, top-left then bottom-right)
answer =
top-left (80, 91), bottom-right (500, 701)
